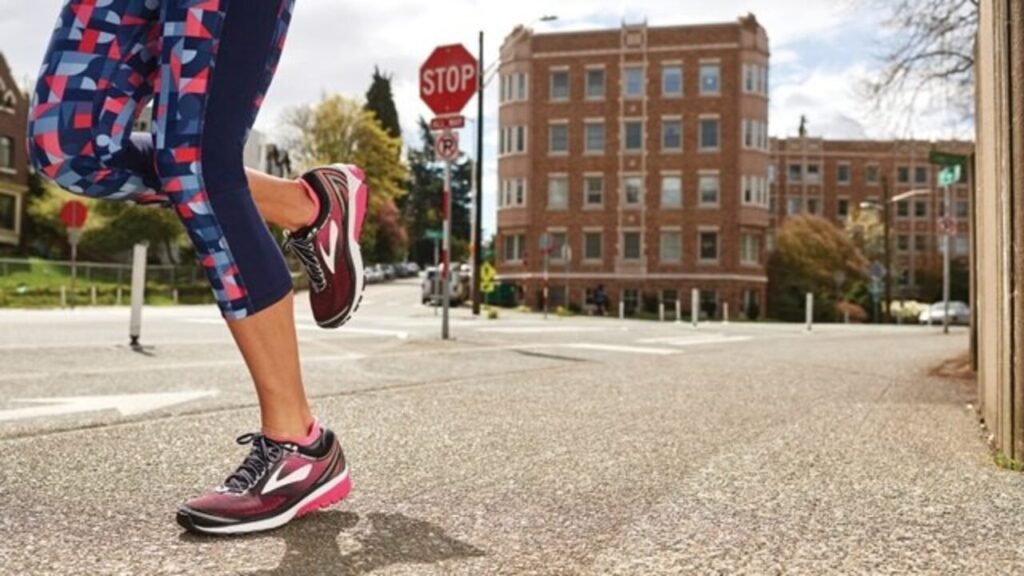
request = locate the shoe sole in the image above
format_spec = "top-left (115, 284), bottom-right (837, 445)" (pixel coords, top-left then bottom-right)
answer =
top-left (177, 468), bottom-right (352, 536)
top-left (318, 164), bottom-right (368, 330)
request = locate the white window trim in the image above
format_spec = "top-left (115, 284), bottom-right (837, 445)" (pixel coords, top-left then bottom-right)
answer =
top-left (621, 228), bottom-right (643, 261)
top-left (661, 116), bottom-right (683, 152)
top-left (661, 63), bottom-right (683, 98)
top-left (698, 59), bottom-right (722, 96)
top-left (582, 227), bottom-right (604, 262)
top-left (698, 169), bottom-right (721, 209)
top-left (583, 119), bottom-right (605, 155)
top-left (621, 173), bottom-right (645, 207)
top-left (660, 171), bottom-right (683, 209)
top-left (659, 228), bottom-right (683, 264)
top-left (866, 163), bottom-right (881, 187)
top-left (837, 162), bottom-right (852, 186)
top-left (583, 173), bottom-right (604, 209)
top-left (549, 67), bottom-right (570, 102)
top-left (584, 65), bottom-right (606, 101)
top-left (622, 118), bottom-right (645, 153)
top-left (546, 173), bottom-right (569, 211)
top-left (698, 114), bottom-right (721, 152)
top-left (740, 233), bottom-right (762, 267)
top-left (622, 64), bottom-right (646, 99)
top-left (548, 120), bottom-right (569, 157)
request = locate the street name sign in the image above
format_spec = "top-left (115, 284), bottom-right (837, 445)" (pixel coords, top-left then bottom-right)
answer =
top-left (929, 150), bottom-right (968, 167)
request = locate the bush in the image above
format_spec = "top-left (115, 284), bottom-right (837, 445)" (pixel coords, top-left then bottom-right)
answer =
top-left (486, 306), bottom-right (499, 320)
top-left (555, 305), bottom-right (572, 317)
top-left (891, 300), bottom-right (927, 323)
top-left (836, 301), bottom-right (868, 323)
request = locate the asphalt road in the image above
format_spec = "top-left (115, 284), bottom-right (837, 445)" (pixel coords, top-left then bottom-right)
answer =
top-left (1, 279), bottom-right (1021, 575)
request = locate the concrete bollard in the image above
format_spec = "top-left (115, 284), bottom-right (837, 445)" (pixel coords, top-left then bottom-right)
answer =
top-left (90, 285), bottom-right (97, 306)
top-left (60, 286), bottom-right (67, 309)
top-left (675, 299), bottom-right (682, 324)
top-left (116, 287), bottom-right (123, 306)
top-left (691, 289), bottom-right (700, 328)
top-left (172, 288), bottom-right (179, 305)
top-left (806, 292), bottom-right (814, 332)
top-left (619, 300), bottom-right (625, 320)
top-left (659, 302), bottom-right (665, 322)
top-left (723, 303), bottom-right (730, 325)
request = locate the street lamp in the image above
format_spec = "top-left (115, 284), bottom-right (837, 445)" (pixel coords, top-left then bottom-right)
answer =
top-left (471, 15), bottom-right (558, 316)
top-left (859, 176), bottom-right (894, 323)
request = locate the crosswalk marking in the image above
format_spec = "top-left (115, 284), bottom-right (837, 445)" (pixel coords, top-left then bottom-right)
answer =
top-left (560, 343), bottom-right (678, 356)
top-left (637, 335), bottom-right (752, 347)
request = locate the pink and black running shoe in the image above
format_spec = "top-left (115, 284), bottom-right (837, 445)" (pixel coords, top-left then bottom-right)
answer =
top-left (177, 426), bottom-right (351, 535)
top-left (284, 164), bottom-right (369, 329)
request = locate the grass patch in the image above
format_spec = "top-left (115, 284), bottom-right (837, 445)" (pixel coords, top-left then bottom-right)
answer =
top-left (994, 451), bottom-right (1024, 472)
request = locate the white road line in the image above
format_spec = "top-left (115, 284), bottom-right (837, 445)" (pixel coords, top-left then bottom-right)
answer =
top-left (560, 343), bottom-right (678, 356)
top-left (637, 336), bottom-right (753, 346)
top-left (0, 390), bottom-right (218, 423)
top-left (475, 326), bottom-right (613, 334)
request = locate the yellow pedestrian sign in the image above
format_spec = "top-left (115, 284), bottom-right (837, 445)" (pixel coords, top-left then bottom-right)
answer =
top-left (480, 262), bottom-right (497, 294)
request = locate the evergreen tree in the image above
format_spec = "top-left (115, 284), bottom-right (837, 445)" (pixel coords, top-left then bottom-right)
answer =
top-left (401, 118), bottom-right (472, 266)
top-left (364, 67), bottom-right (402, 141)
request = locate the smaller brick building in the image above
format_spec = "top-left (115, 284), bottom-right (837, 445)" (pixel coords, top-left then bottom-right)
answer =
top-left (0, 52), bottom-right (29, 249)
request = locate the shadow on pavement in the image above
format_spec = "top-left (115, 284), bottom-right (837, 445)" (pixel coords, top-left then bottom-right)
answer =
top-left (181, 511), bottom-right (485, 575)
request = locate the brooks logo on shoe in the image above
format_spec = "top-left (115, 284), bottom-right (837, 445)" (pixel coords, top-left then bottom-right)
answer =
top-left (319, 220), bottom-right (339, 275)
top-left (262, 463), bottom-right (313, 495)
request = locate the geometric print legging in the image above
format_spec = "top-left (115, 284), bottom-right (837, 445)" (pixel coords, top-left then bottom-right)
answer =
top-left (28, 0), bottom-right (297, 319)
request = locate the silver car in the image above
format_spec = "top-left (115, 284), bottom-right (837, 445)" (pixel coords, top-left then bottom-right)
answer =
top-left (919, 301), bottom-right (970, 325)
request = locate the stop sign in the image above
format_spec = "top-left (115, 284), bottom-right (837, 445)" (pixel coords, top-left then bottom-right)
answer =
top-left (420, 44), bottom-right (479, 116)
top-left (60, 200), bottom-right (88, 229)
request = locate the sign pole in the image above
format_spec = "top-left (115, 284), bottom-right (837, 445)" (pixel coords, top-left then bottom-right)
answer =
top-left (472, 30), bottom-right (485, 317)
top-left (69, 236), bottom-right (78, 310)
top-left (129, 242), bottom-right (148, 349)
top-left (943, 183), bottom-right (951, 335)
top-left (442, 160), bottom-right (452, 340)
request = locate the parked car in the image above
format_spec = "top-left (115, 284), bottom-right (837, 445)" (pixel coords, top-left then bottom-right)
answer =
top-left (405, 262), bottom-right (421, 276)
top-left (365, 266), bottom-right (384, 284)
top-left (918, 301), bottom-right (970, 325)
top-left (421, 267), bottom-right (462, 306)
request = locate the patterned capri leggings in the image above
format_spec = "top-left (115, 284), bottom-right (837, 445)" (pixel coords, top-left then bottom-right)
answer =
top-left (28, 0), bottom-right (297, 320)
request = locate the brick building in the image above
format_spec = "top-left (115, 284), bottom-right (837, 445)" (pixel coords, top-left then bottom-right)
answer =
top-left (0, 53), bottom-right (29, 249)
top-left (496, 15), bottom-right (771, 319)
top-left (770, 137), bottom-right (974, 297)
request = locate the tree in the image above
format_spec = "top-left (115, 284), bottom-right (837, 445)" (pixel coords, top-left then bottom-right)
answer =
top-left (401, 118), bottom-right (472, 266)
top-left (364, 67), bottom-right (402, 142)
top-left (284, 94), bottom-right (408, 263)
top-left (863, 0), bottom-right (978, 119)
top-left (844, 206), bottom-right (885, 264)
top-left (767, 215), bottom-right (869, 322)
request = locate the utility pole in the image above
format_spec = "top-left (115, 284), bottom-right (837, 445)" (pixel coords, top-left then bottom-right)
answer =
top-left (882, 175), bottom-right (892, 323)
top-left (472, 30), bottom-right (485, 316)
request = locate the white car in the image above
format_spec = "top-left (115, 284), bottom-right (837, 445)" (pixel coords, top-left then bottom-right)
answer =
top-left (919, 301), bottom-right (970, 325)
top-left (421, 267), bottom-right (461, 306)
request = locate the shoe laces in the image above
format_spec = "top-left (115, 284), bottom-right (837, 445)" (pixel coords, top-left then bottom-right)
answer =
top-left (220, 433), bottom-right (297, 494)
top-left (284, 230), bottom-right (328, 293)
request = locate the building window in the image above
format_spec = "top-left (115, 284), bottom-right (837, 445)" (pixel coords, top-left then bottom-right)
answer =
top-left (547, 176), bottom-right (568, 210)
top-left (743, 119), bottom-right (753, 149)
top-left (0, 136), bottom-right (12, 169)
top-left (623, 288), bottom-right (640, 315)
top-left (500, 126), bottom-right (527, 155)
top-left (662, 119), bottom-right (682, 151)
top-left (699, 231), bottom-right (719, 262)
top-left (837, 163), bottom-right (851, 185)
top-left (514, 178), bottom-right (526, 205)
top-left (624, 120), bottom-right (643, 151)
top-left (584, 231), bottom-right (603, 261)
top-left (660, 230), bottom-right (682, 263)
top-left (806, 164), bottom-right (821, 184)
top-left (896, 200), bottom-right (909, 217)
top-left (740, 234), bottom-right (761, 265)
top-left (586, 68), bottom-right (605, 99)
top-left (549, 124), bottom-right (568, 155)
top-left (623, 66), bottom-right (644, 98)
top-left (622, 232), bottom-right (641, 260)
top-left (584, 121), bottom-right (605, 153)
top-left (548, 232), bottom-right (567, 261)
top-left (788, 163), bottom-right (802, 182)
top-left (0, 193), bottom-right (15, 232)
top-left (699, 118), bottom-right (720, 150)
top-left (956, 200), bottom-right (969, 218)
top-left (584, 176), bottom-right (604, 207)
top-left (742, 175), bottom-right (754, 204)
top-left (623, 176), bottom-right (643, 206)
top-left (698, 173), bottom-right (720, 206)
top-left (516, 74), bottom-right (528, 100)
top-left (914, 200), bottom-right (928, 217)
top-left (807, 198), bottom-right (820, 215)
top-left (897, 166), bottom-right (910, 183)
top-left (897, 235), bottom-right (910, 251)
top-left (550, 70), bottom-right (569, 101)
top-left (661, 175), bottom-right (682, 208)
top-left (915, 165), bottom-right (929, 185)
top-left (699, 63), bottom-right (720, 95)
top-left (662, 65), bottom-right (682, 96)
top-left (837, 198), bottom-right (850, 218)
top-left (787, 197), bottom-right (802, 215)
top-left (955, 237), bottom-right (969, 256)
top-left (503, 234), bottom-right (525, 262)
top-left (866, 164), bottom-right (880, 185)
top-left (915, 235), bottom-right (927, 252)
top-left (744, 64), bottom-right (755, 93)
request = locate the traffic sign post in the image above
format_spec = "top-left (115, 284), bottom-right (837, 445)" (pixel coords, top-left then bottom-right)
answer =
top-left (539, 233), bottom-right (554, 319)
top-left (60, 200), bottom-right (89, 309)
top-left (422, 43), bottom-right (478, 340)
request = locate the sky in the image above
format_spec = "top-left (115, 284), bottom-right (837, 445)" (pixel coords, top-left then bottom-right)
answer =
top-left (0, 0), bottom-right (974, 237)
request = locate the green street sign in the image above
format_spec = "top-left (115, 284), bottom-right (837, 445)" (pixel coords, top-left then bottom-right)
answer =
top-left (425, 229), bottom-right (443, 241)
top-left (938, 165), bottom-right (962, 187)
top-left (929, 150), bottom-right (968, 167)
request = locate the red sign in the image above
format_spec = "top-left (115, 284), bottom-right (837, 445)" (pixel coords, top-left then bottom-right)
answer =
top-left (420, 44), bottom-right (479, 115)
top-left (435, 130), bottom-right (460, 161)
top-left (430, 115), bottom-right (466, 131)
top-left (60, 200), bottom-right (88, 229)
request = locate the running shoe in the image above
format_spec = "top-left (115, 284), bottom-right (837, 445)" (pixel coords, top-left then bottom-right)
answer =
top-left (177, 426), bottom-right (351, 535)
top-left (284, 164), bottom-right (369, 329)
